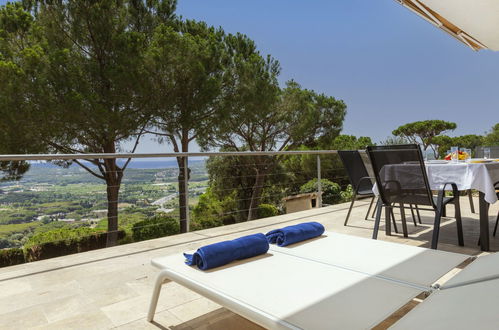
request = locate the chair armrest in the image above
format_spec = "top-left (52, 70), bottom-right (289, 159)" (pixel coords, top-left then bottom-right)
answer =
top-left (356, 176), bottom-right (374, 185)
top-left (435, 182), bottom-right (459, 208)
top-left (354, 176), bottom-right (374, 192)
top-left (441, 182), bottom-right (459, 196)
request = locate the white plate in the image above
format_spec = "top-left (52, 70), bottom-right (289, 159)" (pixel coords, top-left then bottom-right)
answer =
top-left (426, 160), bottom-right (449, 164)
top-left (469, 159), bottom-right (494, 164)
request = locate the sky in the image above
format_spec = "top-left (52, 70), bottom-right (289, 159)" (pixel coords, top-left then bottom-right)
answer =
top-left (3, 0), bottom-right (498, 152)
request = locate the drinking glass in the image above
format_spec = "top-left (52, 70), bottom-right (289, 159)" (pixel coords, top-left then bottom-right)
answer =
top-left (419, 145), bottom-right (428, 162)
top-left (484, 147), bottom-right (491, 159)
top-left (463, 148), bottom-right (471, 162)
top-left (451, 146), bottom-right (459, 163)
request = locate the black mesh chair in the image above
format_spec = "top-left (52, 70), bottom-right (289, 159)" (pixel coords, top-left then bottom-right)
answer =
top-left (338, 150), bottom-right (378, 226)
top-left (367, 144), bottom-right (464, 249)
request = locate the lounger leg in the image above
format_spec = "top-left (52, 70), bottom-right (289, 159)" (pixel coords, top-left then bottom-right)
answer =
top-left (372, 199), bottom-right (382, 240)
top-left (365, 196), bottom-right (375, 220)
top-left (399, 203), bottom-right (408, 238)
top-left (344, 194), bottom-right (357, 226)
top-left (147, 270), bottom-right (169, 322)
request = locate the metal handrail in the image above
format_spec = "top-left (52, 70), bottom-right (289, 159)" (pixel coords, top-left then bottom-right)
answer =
top-left (0, 150), bottom-right (338, 161)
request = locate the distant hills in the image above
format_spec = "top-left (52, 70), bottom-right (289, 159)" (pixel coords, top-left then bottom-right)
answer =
top-left (30, 158), bottom-right (207, 170)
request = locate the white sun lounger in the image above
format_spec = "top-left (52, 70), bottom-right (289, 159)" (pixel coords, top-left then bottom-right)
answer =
top-left (270, 232), bottom-right (469, 288)
top-left (148, 232), bottom-right (469, 329)
top-left (391, 252), bottom-right (499, 329)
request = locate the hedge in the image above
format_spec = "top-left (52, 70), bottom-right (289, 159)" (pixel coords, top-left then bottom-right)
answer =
top-left (131, 215), bottom-right (179, 242)
top-left (0, 248), bottom-right (25, 267)
top-left (300, 178), bottom-right (342, 205)
top-left (257, 204), bottom-right (279, 219)
top-left (24, 227), bottom-right (125, 262)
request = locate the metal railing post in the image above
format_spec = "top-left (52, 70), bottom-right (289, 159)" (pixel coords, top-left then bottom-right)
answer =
top-left (317, 155), bottom-right (322, 208)
top-left (184, 156), bottom-right (190, 232)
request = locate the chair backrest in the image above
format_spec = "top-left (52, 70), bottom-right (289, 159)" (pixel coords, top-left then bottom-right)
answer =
top-left (338, 150), bottom-right (373, 193)
top-left (366, 144), bottom-right (434, 207)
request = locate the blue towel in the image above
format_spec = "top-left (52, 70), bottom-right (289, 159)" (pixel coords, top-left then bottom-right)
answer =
top-left (184, 233), bottom-right (269, 270)
top-left (266, 222), bottom-right (325, 247)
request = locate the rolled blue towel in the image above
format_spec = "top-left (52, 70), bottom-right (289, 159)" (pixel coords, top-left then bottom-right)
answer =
top-left (266, 222), bottom-right (325, 247)
top-left (184, 233), bottom-right (269, 270)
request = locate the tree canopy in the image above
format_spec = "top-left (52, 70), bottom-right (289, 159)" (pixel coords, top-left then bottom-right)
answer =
top-left (205, 77), bottom-right (347, 220)
top-left (1, 0), bottom-right (178, 245)
top-left (145, 19), bottom-right (230, 232)
top-left (392, 120), bottom-right (457, 158)
top-left (432, 134), bottom-right (485, 158)
top-left (0, 2), bottom-right (48, 180)
top-left (484, 123), bottom-right (499, 146)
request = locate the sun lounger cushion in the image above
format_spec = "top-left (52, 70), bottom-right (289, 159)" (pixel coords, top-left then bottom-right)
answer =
top-left (184, 233), bottom-right (269, 270)
top-left (266, 222), bottom-right (325, 247)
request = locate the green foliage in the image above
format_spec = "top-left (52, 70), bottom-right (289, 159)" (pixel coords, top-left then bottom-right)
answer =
top-left (379, 135), bottom-right (410, 145)
top-left (392, 120), bottom-right (457, 157)
top-left (330, 135), bottom-right (374, 150)
top-left (0, 3), bottom-right (47, 181)
top-left (484, 123), bottom-right (499, 146)
top-left (1, 0), bottom-right (178, 241)
top-left (25, 227), bottom-right (99, 248)
top-left (282, 135), bottom-right (374, 194)
top-left (205, 77), bottom-right (347, 219)
top-left (131, 215), bottom-right (179, 242)
top-left (340, 184), bottom-right (354, 202)
top-left (0, 221), bottom-right (38, 238)
top-left (147, 20), bottom-right (229, 146)
top-left (257, 204), bottom-right (279, 218)
top-left (204, 154), bottom-right (287, 222)
top-left (300, 178), bottom-right (342, 205)
top-left (146, 19), bottom-right (232, 232)
top-left (0, 248), bottom-right (25, 268)
top-left (191, 187), bottom-right (233, 229)
top-left (433, 134), bottom-right (485, 158)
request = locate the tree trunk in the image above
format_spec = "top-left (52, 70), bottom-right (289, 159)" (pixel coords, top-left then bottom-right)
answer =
top-left (247, 168), bottom-right (267, 221)
top-left (103, 155), bottom-right (123, 247)
top-left (105, 179), bottom-right (120, 247)
top-left (177, 156), bottom-right (189, 233)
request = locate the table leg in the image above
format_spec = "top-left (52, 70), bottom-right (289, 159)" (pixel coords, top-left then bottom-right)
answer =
top-left (479, 191), bottom-right (490, 252)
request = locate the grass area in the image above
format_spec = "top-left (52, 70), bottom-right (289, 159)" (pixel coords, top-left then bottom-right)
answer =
top-left (0, 222), bottom-right (39, 237)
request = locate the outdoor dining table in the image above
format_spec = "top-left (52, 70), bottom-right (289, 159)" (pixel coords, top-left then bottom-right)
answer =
top-left (373, 161), bottom-right (499, 251)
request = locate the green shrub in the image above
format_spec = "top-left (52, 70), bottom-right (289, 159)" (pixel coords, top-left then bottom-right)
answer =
top-left (191, 188), bottom-right (235, 230)
top-left (300, 178), bottom-right (342, 205)
top-left (340, 184), bottom-right (354, 202)
top-left (24, 227), bottom-right (125, 261)
top-left (257, 204), bottom-right (279, 218)
top-left (191, 217), bottom-right (224, 231)
top-left (0, 248), bottom-right (25, 268)
top-left (131, 215), bottom-right (179, 242)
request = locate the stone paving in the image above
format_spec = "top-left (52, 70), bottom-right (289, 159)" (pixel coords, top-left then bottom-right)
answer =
top-left (0, 197), bottom-right (497, 329)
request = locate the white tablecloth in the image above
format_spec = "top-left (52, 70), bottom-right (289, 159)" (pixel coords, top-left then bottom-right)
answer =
top-left (373, 162), bottom-right (499, 204)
